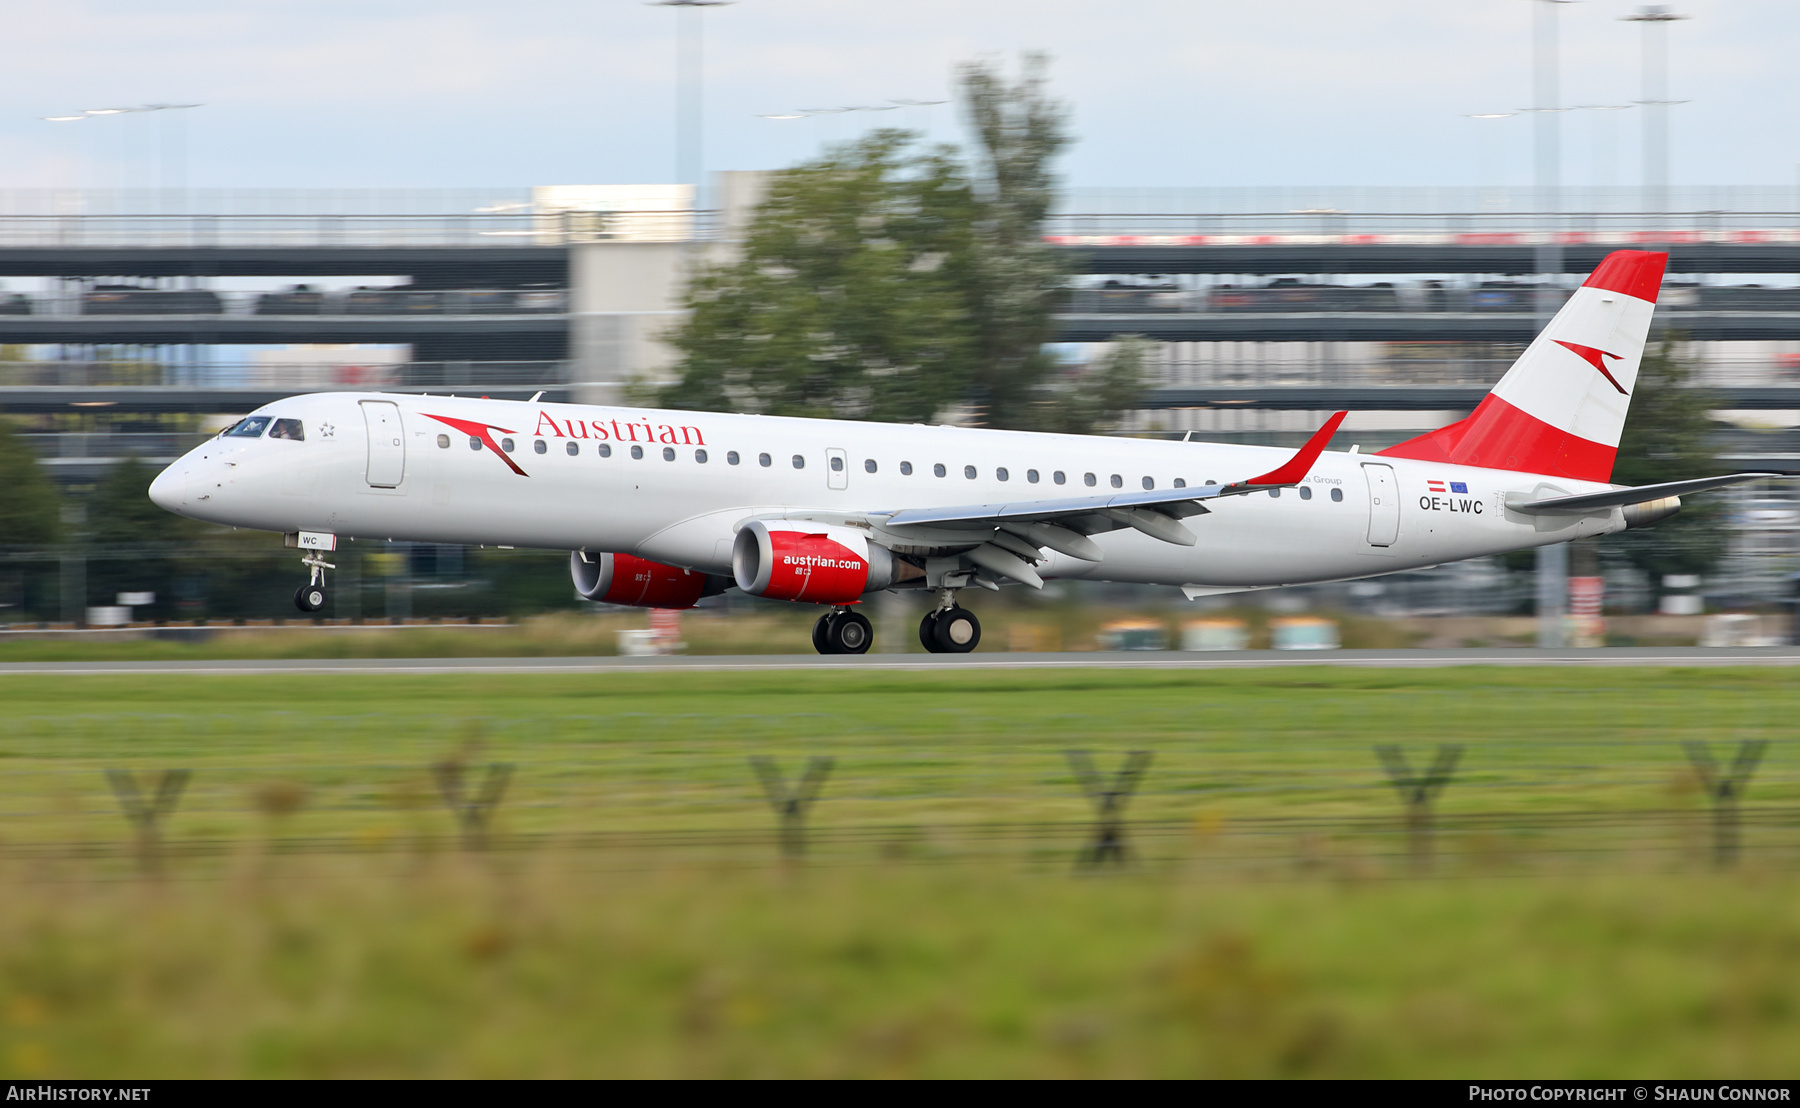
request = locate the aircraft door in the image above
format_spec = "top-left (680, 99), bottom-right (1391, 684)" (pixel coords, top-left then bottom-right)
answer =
top-left (361, 400), bottom-right (406, 488)
top-left (826, 447), bottom-right (848, 491)
top-left (1362, 463), bottom-right (1399, 547)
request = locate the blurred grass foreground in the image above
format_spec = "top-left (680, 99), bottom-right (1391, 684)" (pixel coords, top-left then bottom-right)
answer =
top-left (0, 668), bottom-right (1797, 1078)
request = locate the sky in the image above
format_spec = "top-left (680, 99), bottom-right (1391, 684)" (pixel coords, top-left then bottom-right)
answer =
top-left (1, 0), bottom-right (1796, 195)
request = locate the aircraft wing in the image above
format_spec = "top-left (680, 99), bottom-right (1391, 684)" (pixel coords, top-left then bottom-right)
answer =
top-left (864, 412), bottom-right (1348, 565)
top-left (1505, 472), bottom-right (1793, 515)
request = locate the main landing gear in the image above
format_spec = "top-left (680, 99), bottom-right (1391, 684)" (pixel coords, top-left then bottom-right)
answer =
top-left (293, 552), bottom-right (334, 614)
top-left (812, 607), bottom-right (873, 655)
top-left (919, 599), bottom-right (981, 654)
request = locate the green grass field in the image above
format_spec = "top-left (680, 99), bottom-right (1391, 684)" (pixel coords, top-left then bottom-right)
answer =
top-left (0, 667), bottom-right (1796, 1077)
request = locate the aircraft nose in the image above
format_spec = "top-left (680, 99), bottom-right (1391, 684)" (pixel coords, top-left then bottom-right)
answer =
top-left (148, 464), bottom-right (186, 512)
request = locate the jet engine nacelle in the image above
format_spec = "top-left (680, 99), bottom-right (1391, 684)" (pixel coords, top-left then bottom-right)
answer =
top-left (570, 551), bottom-right (722, 609)
top-left (732, 520), bottom-right (899, 604)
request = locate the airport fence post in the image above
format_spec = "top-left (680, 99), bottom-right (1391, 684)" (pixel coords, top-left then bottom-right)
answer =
top-left (105, 768), bottom-right (191, 873)
top-left (1374, 744), bottom-right (1462, 870)
top-left (750, 756), bottom-right (833, 861)
top-left (1065, 750), bottom-right (1152, 870)
top-left (432, 761), bottom-right (514, 851)
top-left (1681, 740), bottom-right (1767, 868)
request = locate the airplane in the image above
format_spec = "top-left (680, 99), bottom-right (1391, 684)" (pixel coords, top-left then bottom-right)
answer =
top-left (148, 249), bottom-right (1785, 654)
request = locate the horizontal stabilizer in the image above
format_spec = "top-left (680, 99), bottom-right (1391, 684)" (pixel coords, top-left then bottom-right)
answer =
top-left (1505, 472), bottom-right (1791, 515)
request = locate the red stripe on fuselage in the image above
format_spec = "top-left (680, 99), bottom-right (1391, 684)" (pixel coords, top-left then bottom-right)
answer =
top-left (1377, 393), bottom-right (1615, 482)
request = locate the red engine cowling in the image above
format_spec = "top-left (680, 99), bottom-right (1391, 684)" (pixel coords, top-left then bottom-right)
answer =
top-left (731, 521), bottom-right (896, 604)
top-left (571, 551), bottom-right (709, 609)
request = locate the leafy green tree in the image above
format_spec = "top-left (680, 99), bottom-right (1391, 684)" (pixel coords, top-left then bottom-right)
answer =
top-left (0, 419), bottom-right (60, 546)
top-left (1032, 337), bottom-right (1150, 435)
top-left (660, 132), bottom-right (976, 422)
top-left (661, 54), bottom-right (1073, 429)
top-left (954, 52), bottom-right (1071, 429)
top-left (1601, 341), bottom-right (1727, 588)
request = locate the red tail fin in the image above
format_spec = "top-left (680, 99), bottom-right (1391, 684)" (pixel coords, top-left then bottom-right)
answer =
top-left (1378, 250), bottom-right (1666, 481)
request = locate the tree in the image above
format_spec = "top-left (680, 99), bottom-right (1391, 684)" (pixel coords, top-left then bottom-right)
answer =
top-left (1600, 340), bottom-right (1727, 589)
top-left (0, 419), bottom-right (60, 546)
top-left (954, 52), bottom-right (1072, 429)
top-left (660, 131), bottom-right (977, 422)
top-left (661, 54), bottom-right (1074, 429)
top-left (1031, 337), bottom-right (1150, 435)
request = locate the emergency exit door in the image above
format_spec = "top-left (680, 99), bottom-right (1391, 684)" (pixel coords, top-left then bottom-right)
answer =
top-left (826, 447), bottom-right (849, 490)
top-left (361, 400), bottom-right (406, 488)
top-left (1362, 463), bottom-right (1399, 547)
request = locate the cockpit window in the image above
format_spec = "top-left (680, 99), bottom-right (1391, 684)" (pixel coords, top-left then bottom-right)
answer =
top-left (223, 416), bottom-right (271, 438)
top-left (269, 418), bottom-right (305, 441)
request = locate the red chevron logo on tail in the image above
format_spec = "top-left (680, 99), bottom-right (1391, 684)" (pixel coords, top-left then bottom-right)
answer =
top-left (1554, 340), bottom-right (1628, 395)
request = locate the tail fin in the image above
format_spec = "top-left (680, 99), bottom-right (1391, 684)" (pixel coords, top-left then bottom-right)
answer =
top-left (1378, 250), bottom-right (1667, 482)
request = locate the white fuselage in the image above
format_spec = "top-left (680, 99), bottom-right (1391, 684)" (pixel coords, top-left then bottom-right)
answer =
top-left (150, 392), bottom-right (1627, 592)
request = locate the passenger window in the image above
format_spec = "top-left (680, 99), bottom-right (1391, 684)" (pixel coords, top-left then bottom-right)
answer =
top-left (599, 443), bottom-right (612, 458)
top-left (1299, 485), bottom-right (1312, 500)
top-left (1141, 477), bottom-right (1153, 490)
top-left (534, 440), bottom-right (547, 454)
top-left (502, 437), bottom-right (516, 453)
top-left (437, 434), bottom-right (450, 449)
top-left (269, 418), bottom-right (305, 441)
top-left (695, 449), bottom-right (708, 463)
top-left (792, 454), bottom-right (805, 469)
top-left (630, 445), bottom-right (643, 460)
top-left (996, 467), bottom-right (1009, 482)
top-left (225, 416), bottom-right (271, 438)
top-left (864, 459), bottom-right (877, 473)
top-left (727, 451), bottom-right (740, 465)
top-left (1054, 471), bottom-right (1066, 485)
top-left (1174, 478), bottom-right (1186, 488)
top-left (933, 463), bottom-right (946, 478)
top-left (1269, 488), bottom-right (1281, 498)
top-left (759, 453), bottom-right (772, 467)
top-left (964, 465), bottom-right (977, 480)
top-left (566, 441), bottom-right (579, 456)
top-left (1331, 487), bottom-right (1344, 502)
top-left (1027, 469), bottom-right (1039, 483)
top-left (663, 447), bottom-right (676, 461)
top-left (469, 436), bottom-right (481, 450)
top-left (830, 456), bottom-right (844, 472)
top-left (1110, 475), bottom-right (1122, 489)
top-left (900, 461), bottom-right (913, 475)
top-left (1084, 473), bottom-right (1096, 487)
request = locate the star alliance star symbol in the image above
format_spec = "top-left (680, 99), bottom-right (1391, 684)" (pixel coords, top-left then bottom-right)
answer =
top-left (318, 421), bottom-right (335, 439)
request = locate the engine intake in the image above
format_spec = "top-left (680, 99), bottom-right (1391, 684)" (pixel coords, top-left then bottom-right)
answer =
top-left (570, 551), bottom-right (722, 609)
top-left (732, 521), bottom-right (898, 604)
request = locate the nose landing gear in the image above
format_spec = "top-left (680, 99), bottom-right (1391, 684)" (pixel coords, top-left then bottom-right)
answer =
top-left (812, 607), bottom-right (873, 655)
top-left (294, 552), bottom-right (334, 614)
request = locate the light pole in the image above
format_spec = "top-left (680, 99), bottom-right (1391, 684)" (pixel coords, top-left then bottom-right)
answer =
top-left (42, 104), bottom-right (200, 210)
top-left (1623, 5), bottom-right (1690, 216)
top-left (1462, 112), bottom-right (1517, 208)
top-left (1526, 0), bottom-right (1575, 650)
top-left (652, 0), bottom-right (732, 206)
top-left (1572, 105), bottom-right (1634, 196)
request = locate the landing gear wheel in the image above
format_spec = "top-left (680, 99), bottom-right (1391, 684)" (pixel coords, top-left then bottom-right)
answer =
top-left (931, 606), bottom-right (980, 654)
top-left (919, 609), bottom-right (943, 653)
top-left (826, 610), bottom-right (872, 655)
top-left (294, 583), bottom-right (327, 613)
top-left (813, 613), bottom-right (833, 654)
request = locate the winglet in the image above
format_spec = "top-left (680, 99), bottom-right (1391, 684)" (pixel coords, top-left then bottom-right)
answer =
top-left (1244, 411), bottom-right (1347, 486)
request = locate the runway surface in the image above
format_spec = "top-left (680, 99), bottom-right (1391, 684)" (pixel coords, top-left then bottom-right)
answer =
top-left (3, 646), bottom-right (1799, 676)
